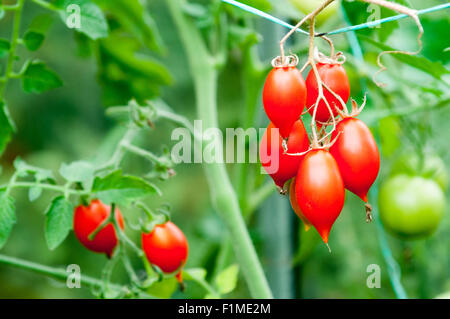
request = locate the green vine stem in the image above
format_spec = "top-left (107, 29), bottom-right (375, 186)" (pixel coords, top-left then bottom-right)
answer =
top-left (341, 5), bottom-right (408, 299)
top-left (0, 253), bottom-right (157, 299)
top-left (0, 0), bottom-right (25, 97)
top-left (166, 0), bottom-right (272, 299)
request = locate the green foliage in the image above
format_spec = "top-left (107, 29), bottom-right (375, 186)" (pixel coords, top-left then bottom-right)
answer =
top-left (359, 35), bottom-right (449, 80)
top-left (0, 39), bottom-right (10, 58)
top-left (23, 32), bottom-right (45, 51)
top-left (0, 102), bottom-right (15, 155)
top-left (55, 0), bottom-right (108, 40)
top-left (92, 169), bottom-right (161, 205)
top-left (23, 14), bottom-right (53, 51)
top-left (96, 0), bottom-right (164, 52)
top-left (14, 157), bottom-right (54, 182)
top-left (59, 161), bottom-right (94, 183)
top-left (98, 33), bottom-right (171, 106)
top-left (21, 61), bottom-right (63, 93)
top-left (215, 264), bottom-right (239, 295)
top-left (45, 196), bottom-right (74, 250)
top-left (0, 192), bottom-right (16, 249)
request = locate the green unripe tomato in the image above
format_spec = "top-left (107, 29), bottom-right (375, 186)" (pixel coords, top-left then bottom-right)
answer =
top-left (289, 0), bottom-right (339, 25)
top-left (379, 174), bottom-right (445, 240)
top-left (391, 153), bottom-right (448, 191)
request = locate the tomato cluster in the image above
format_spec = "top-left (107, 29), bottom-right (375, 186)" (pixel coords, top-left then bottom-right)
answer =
top-left (260, 56), bottom-right (380, 244)
top-left (73, 200), bottom-right (188, 280)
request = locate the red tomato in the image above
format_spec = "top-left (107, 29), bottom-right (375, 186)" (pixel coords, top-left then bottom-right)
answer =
top-left (289, 178), bottom-right (312, 231)
top-left (330, 118), bottom-right (380, 202)
top-left (260, 119), bottom-right (310, 190)
top-left (295, 150), bottom-right (345, 243)
top-left (141, 221), bottom-right (188, 274)
top-left (306, 63), bottom-right (350, 123)
top-left (73, 199), bottom-right (124, 258)
top-left (263, 66), bottom-right (306, 138)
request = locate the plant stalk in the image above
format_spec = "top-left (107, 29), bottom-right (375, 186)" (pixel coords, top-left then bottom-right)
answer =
top-left (166, 0), bottom-right (272, 298)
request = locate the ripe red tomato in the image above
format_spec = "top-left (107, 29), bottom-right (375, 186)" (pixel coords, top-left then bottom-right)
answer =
top-left (329, 117), bottom-right (380, 203)
top-left (289, 178), bottom-right (312, 231)
top-left (141, 221), bottom-right (188, 274)
top-left (306, 63), bottom-right (350, 123)
top-left (263, 66), bottom-right (306, 138)
top-left (73, 199), bottom-right (124, 258)
top-left (295, 149), bottom-right (345, 243)
top-left (260, 119), bottom-right (310, 190)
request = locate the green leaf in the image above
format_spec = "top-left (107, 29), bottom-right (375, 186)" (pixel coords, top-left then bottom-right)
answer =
top-left (92, 169), bottom-right (161, 204)
top-left (184, 268), bottom-right (207, 281)
top-left (59, 161), bottom-right (94, 182)
top-left (45, 196), bottom-right (74, 250)
top-left (0, 8), bottom-right (5, 21)
top-left (98, 33), bottom-right (171, 105)
top-left (55, 0), bottom-right (108, 40)
top-left (0, 38), bottom-right (10, 58)
top-left (96, 0), bottom-right (163, 52)
top-left (215, 264), bottom-right (239, 295)
top-left (23, 13), bottom-right (54, 51)
top-left (22, 61), bottom-right (63, 93)
top-left (183, 2), bottom-right (208, 18)
top-left (23, 31), bottom-right (45, 51)
top-left (101, 34), bottom-right (171, 85)
top-left (359, 35), bottom-right (449, 80)
top-left (0, 192), bottom-right (16, 249)
top-left (0, 101), bottom-right (15, 156)
top-left (13, 157), bottom-right (54, 181)
top-left (145, 276), bottom-right (178, 299)
top-left (28, 187), bottom-right (43, 202)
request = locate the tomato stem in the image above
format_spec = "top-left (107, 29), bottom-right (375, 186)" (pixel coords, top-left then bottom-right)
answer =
top-left (167, 0), bottom-right (273, 299)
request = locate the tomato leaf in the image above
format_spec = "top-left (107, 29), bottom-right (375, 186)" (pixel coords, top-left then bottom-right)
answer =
top-left (96, 0), bottom-right (163, 52)
top-left (358, 35), bottom-right (449, 80)
top-left (0, 101), bottom-right (15, 156)
top-left (23, 31), bottom-right (45, 51)
top-left (0, 38), bottom-right (10, 58)
top-left (22, 61), bottom-right (63, 93)
top-left (98, 33), bottom-right (171, 105)
top-left (13, 157), bottom-right (55, 181)
top-left (45, 196), bottom-right (74, 250)
top-left (0, 192), bottom-right (16, 249)
top-left (55, 0), bottom-right (108, 40)
top-left (23, 14), bottom-right (54, 51)
top-left (184, 268), bottom-right (207, 281)
top-left (215, 264), bottom-right (239, 295)
top-left (145, 276), bottom-right (178, 299)
top-left (28, 187), bottom-right (43, 202)
top-left (92, 169), bottom-right (161, 204)
top-left (59, 161), bottom-right (94, 182)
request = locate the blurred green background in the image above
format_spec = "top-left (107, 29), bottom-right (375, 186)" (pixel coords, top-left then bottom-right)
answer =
top-left (0, 0), bottom-right (449, 298)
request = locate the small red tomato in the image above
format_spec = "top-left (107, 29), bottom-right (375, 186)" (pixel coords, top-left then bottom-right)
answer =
top-left (306, 63), bottom-right (350, 123)
top-left (330, 117), bottom-right (380, 203)
top-left (260, 119), bottom-right (310, 190)
top-left (263, 66), bottom-right (306, 138)
top-left (295, 150), bottom-right (345, 243)
top-left (73, 199), bottom-right (124, 258)
top-left (289, 178), bottom-right (312, 231)
top-left (141, 221), bottom-right (188, 274)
